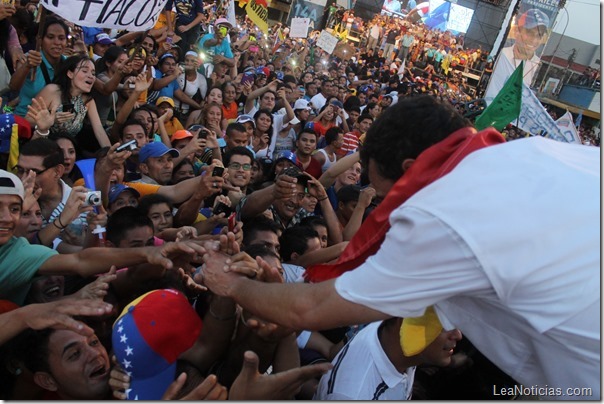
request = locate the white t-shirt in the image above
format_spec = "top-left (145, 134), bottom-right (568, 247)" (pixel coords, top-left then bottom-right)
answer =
top-left (314, 322), bottom-right (415, 400)
top-left (335, 137), bottom-right (600, 399)
top-left (176, 72), bottom-right (208, 114)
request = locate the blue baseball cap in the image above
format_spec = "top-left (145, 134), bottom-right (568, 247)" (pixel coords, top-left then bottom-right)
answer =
top-left (138, 142), bottom-right (179, 164)
top-left (108, 184), bottom-right (140, 205)
top-left (112, 289), bottom-right (202, 400)
top-left (275, 150), bottom-right (297, 165)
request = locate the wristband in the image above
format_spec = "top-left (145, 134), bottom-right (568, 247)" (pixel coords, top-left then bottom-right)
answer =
top-left (34, 125), bottom-right (49, 137)
top-left (52, 220), bottom-right (65, 230)
top-left (57, 214), bottom-right (67, 228)
top-left (318, 196), bottom-right (329, 201)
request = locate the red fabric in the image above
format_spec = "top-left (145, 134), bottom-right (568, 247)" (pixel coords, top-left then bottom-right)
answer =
top-left (305, 126), bottom-right (505, 282)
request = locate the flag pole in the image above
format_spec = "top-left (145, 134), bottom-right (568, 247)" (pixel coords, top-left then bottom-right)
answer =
top-left (30, 5), bottom-right (47, 82)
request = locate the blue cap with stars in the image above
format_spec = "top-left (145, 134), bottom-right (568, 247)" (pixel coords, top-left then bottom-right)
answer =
top-left (112, 289), bottom-right (202, 400)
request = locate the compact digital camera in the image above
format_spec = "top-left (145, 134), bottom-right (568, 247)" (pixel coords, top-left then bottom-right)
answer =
top-left (83, 191), bottom-right (102, 207)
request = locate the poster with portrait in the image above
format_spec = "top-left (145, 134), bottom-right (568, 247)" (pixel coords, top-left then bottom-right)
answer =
top-left (485, 0), bottom-right (561, 100)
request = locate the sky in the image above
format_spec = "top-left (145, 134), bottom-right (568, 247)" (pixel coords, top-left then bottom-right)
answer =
top-left (550, 0), bottom-right (601, 45)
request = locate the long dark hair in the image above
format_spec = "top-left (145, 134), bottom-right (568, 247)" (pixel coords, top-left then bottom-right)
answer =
top-left (96, 45), bottom-right (126, 75)
top-left (53, 54), bottom-right (94, 104)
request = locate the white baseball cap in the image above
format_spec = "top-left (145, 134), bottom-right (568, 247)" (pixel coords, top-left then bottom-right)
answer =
top-left (0, 169), bottom-right (24, 200)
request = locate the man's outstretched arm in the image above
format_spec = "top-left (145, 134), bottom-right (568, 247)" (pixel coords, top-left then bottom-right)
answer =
top-left (201, 249), bottom-right (388, 331)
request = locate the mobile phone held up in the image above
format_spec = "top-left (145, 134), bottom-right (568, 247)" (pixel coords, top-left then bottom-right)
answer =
top-left (212, 166), bottom-right (225, 177)
top-left (213, 202), bottom-right (232, 217)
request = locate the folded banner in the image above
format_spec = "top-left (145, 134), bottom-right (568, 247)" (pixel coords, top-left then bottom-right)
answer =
top-left (245, 0), bottom-right (268, 34)
top-left (39, 0), bottom-right (169, 31)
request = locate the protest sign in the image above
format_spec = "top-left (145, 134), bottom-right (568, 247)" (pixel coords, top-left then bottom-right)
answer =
top-left (246, 0), bottom-right (268, 34)
top-left (317, 30), bottom-right (338, 54)
top-left (39, 0), bottom-right (168, 31)
top-left (289, 18), bottom-right (310, 38)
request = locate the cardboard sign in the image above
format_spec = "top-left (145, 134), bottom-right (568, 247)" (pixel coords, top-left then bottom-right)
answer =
top-left (40, 0), bottom-right (168, 30)
top-left (316, 30), bottom-right (339, 54)
top-left (289, 17), bottom-right (310, 38)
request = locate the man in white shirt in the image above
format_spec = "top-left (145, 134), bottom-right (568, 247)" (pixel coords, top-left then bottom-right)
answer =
top-left (201, 95), bottom-right (600, 400)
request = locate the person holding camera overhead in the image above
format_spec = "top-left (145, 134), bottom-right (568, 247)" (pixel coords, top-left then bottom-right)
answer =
top-left (13, 138), bottom-right (100, 253)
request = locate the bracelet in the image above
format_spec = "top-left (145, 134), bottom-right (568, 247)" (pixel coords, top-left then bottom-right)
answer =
top-left (209, 303), bottom-right (237, 321)
top-left (318, 196), bottom-right (329, 201)
top-left (34, 125), bottom-right (49, 137)
top-left (56, 214), bottom-right (67, 228)
top-left (52, 220), bottom-right (65, 230)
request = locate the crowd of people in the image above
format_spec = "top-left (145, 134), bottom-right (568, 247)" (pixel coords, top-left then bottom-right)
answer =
top-left (0, 0), bottom-right (600, 400)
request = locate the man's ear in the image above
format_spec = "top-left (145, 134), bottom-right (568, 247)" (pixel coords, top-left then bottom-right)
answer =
top-left (402, 158), bottom-right (415, 173)
top-left (291, 252), bottom-right (300, 262)
top-left (33, 371), bottom-right (58, 392)
top-left (54, 164), bottom-right (65, 179)
top-left (139, 163), bottom-right (149, 175)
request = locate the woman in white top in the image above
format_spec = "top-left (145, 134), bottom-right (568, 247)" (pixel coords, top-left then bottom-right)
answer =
top-left (176, 51), bottom-right (208, 116)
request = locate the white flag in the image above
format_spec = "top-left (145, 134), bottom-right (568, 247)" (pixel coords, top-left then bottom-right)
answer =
top-left (40, 0), bottom-right (168, 31)
top-left (555, 111), bottom-right (582, 144)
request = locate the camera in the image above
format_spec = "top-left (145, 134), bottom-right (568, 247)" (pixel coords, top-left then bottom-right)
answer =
top-left (116, 139), bottom-right (137, 152)
top-left (83, 191), bottom-right (102, 207)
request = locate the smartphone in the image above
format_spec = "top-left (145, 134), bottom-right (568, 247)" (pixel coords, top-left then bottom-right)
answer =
top-left (213, 202), bottom-right (232, 216)
top-left (116, 139), bottom-right (137, 152)
top-left (166, 36), bottom-right (173, 44)
top-left (198, 128), bottom-right (209, 139)
top-left (227, 212), bottom-right (237, 232)
top-left (249, 45), bottom-right (259, 53)
top-left (241, 72), bottom-right (255, 86)
top-left (298, 86), bottom-right (306, 96)
top-left (212, 166), bottom-right (225, 177)
top-left (62, 103), bottom-right (75, 113)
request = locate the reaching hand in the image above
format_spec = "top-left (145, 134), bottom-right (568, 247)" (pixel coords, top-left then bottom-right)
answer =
top-left (145, 240), bottom-right (208, 270)
top-left (229, 351), bottom-right (332, 400)
top-left (21, 170), bottom-right (41, 212)
top-left (26, 97), bottom-right (56, 132)
top-left (22, 298), bottom-right (114, 337)
top-left (162, 373), bottom-right (228, 400)
top-left (74, 266), bottom-right (117, 300)
top-left (133, 72), bottom-right (153, 92)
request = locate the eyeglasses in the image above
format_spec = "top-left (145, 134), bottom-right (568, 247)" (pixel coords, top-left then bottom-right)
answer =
top-left (13, 165), bottom-right (51, 177)
top-left (228, 162), bottom-right (252, 171)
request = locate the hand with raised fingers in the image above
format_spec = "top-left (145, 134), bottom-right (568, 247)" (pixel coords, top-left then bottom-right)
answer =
top-left (162, 373), bottom-right (228, 400)
top-left (26, 97), bottom-right (55, 132)
top-left (229, 351), bottom-right (332, 400)
top-left (74, 266), bottom-right (117, 300)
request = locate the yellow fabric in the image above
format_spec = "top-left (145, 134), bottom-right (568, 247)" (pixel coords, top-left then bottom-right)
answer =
top-left (400, 306), bottom-right (443, 356)
top-left (124, 181), bottom-right (161, 197)
top-left (164, 118), bottom-right (184, 137)
top-left (245, 0), bottom-right (268, 34)
top-left (7, 124), bottom-right (19, 172)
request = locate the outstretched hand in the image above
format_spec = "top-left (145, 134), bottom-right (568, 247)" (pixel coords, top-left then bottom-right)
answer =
top-left (229, 351), bottom-right (332, 400)
top-left (22, 298), bottom-right (114, 337)
top-left (162, 373), bottom-right (228, 400)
